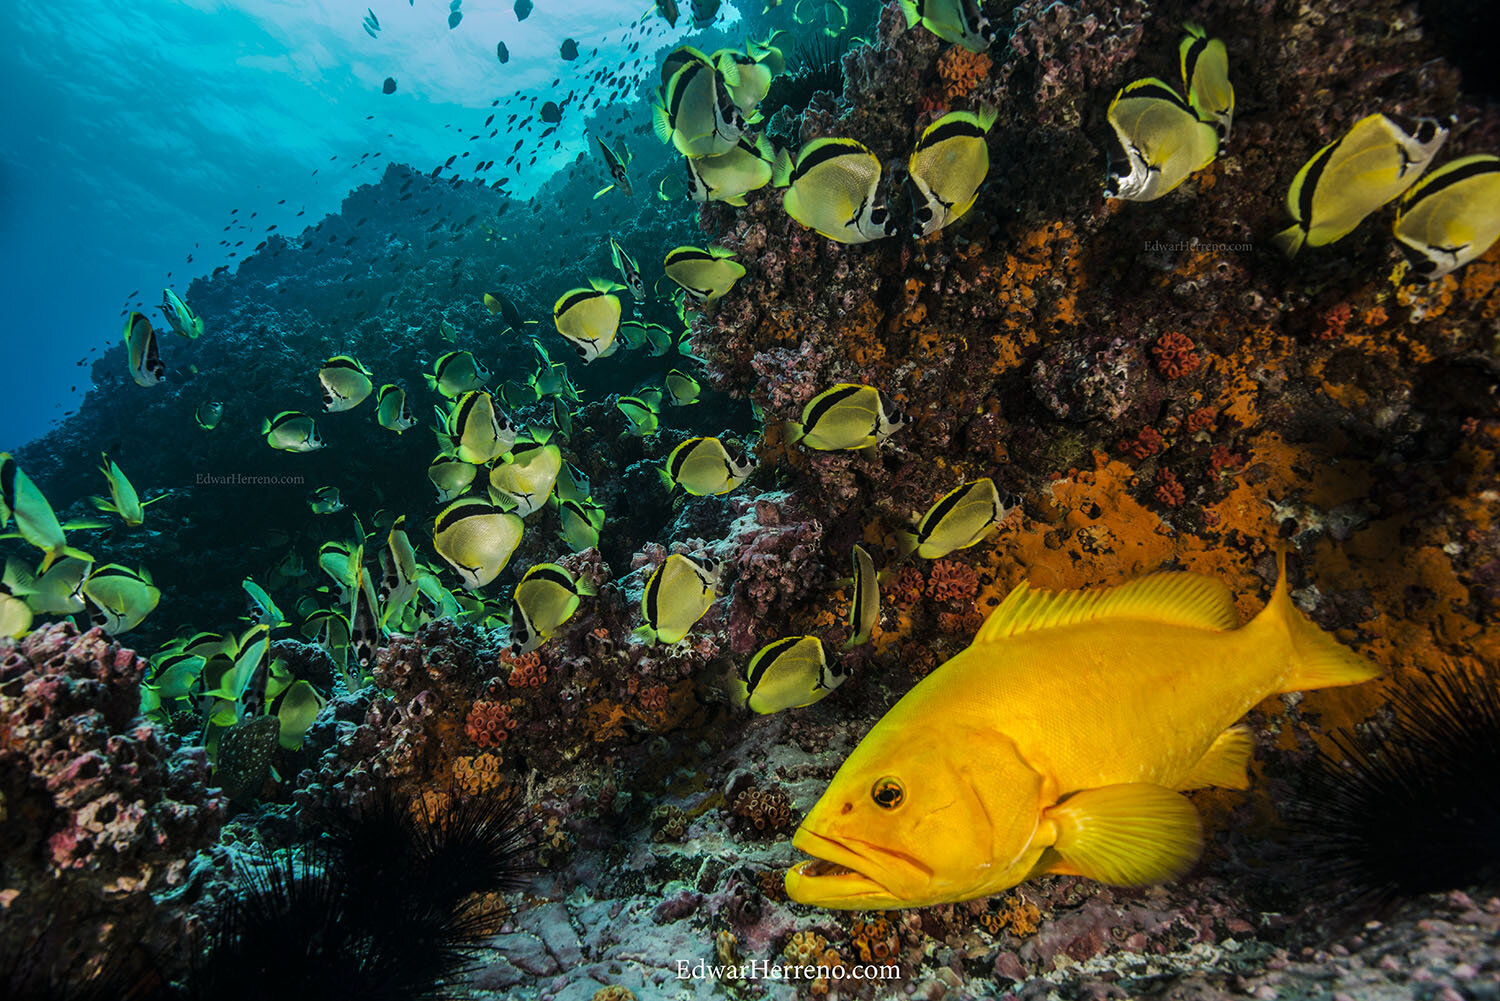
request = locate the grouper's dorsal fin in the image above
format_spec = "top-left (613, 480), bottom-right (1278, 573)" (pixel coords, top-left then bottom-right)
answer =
top-left (975, 572), bottom-right (1239, 644)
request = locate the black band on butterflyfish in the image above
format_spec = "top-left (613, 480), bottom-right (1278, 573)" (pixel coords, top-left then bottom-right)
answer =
top-left (435, 500), bottom-right (495, 534)
top-left (1182, 35), bottom-right (1208, 91)
top-left (1120, 81), bottom-right (1191, 112)
top-left (791, 140), bottom-right (867, 184)
top-left (142, 325), bottom-right (161, 366)
top-left (918, 482), bottom-right (977, 541)
top-left (667, 61), bottom-right (703, 123)
top-left (1406, 157), bottom-right (1500, 204)
top-left (917, 117), bottom-right (985, 152)
top-left (0, 456), bottom-right (15, 511)
top-left (322, 357), bottom-right (364, 372)
top-left (849, 568), bottom-right (868, 629)
top-left (525, 566), bottom-right (575, 591)
top-left (669, 437), bottom-right (706, 480)
top-left (556, 288), bottom-right (601, 316)
top-left (1297, 140), bottom-right (1342, 232)
top-left (644, 563), bottom-right (665, 626)
top-left (90, 566), bottom-right (141, 582)
top-left (745, 636), bottom-right (803, 689)
top-left (803, 385), bottom-right (864, 433)
top-left (453, 391), bottom-right (481, 431)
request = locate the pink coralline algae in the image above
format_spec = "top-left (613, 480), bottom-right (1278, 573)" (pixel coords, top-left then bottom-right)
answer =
top-left (0, 622), bottom-right (225, 981)
top-left (719, 492), bottom-right (826, 655)
top-left (1006, 0), bottom-right (1149, 125)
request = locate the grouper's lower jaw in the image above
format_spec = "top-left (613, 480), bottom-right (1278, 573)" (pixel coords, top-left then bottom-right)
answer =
top-left (785, 828), bottom-right (908, 909)
top-left (784, 859), bottom-right (902, 909)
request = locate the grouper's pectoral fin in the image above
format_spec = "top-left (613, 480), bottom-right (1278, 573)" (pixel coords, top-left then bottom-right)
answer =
top-left (1173, 725), bottom-right (1253, 791)
top-left (1040, 783), bottom-right (1203, 886)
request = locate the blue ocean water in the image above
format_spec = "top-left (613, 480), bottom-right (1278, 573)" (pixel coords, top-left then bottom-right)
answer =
top-left (0, 0), bottom-right (717, 449)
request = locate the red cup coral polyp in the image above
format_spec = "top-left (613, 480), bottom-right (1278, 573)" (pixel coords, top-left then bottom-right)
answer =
top-left (1152, 332), bottom-right (1202, 380)
top-left (464, 700), bottom-right (517, 748)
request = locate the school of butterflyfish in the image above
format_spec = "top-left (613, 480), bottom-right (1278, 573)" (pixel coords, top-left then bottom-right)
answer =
top-left (0, 10), bottom-right (1481, 848)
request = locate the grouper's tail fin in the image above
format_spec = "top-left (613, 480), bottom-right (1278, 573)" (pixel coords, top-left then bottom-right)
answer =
top-left (1255, 549), bottom-right (1382, 694)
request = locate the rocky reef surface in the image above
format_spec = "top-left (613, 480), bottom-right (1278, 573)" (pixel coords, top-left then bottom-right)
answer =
top-left (0, 623), bottom-right (225, 988)
top-left (4, 0), bottom-right (1500, 997)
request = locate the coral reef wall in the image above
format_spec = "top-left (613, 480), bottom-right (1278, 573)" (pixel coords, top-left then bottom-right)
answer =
top-left (698, 0), bottom-right (1500, 743)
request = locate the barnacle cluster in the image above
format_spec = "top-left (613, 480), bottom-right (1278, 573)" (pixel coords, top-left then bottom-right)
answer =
top-left (978, 894), bottom-right (1043, 938)
top-left (886, 566), bottom-right (927, 607)
top-left (457, 889), bottom-right (515, 936)
top-left (650, 803), bottom-right (689, 842)
top-left (1185, 406), bottom-right (1218, 433)
top-left (1119, 425), bottom-right (1164, 460)
top-left (849, 917), bottom-right (899, 963)
top-left (535, 810), bottom-right (573, 868)
top-left (1154, 469), bottom-right (1187, 509)
top-left (591, 987), bottom-right (636, 1001)
top-left (728, 784), bottom-right (797, 837)
top-left (937, 46), bottom-right (993, 103)
top-left (781, 928), bottom-right (828, 966)
top-left (452, 752), bottom-right (503, 795)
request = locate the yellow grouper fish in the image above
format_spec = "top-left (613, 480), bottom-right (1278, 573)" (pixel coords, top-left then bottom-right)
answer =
top-left (785, 555), bottom-right (1380, 909)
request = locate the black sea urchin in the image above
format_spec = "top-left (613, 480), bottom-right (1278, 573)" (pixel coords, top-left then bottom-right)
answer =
top-left (189, 788), bottom-right (541, 1001)
top-left (1284, 665), bottom-right (1500, 910)
top-left (322, 785), bottom-right (540, 931)
top-left (190, 848), bottom-right (474, 1001)
top-left (2, 925), bottom-right (168, 1001)
top-left (760, 37), bottom-right (846, 146)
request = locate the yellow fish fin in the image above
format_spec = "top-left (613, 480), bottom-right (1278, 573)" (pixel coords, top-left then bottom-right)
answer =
top-left (1271, 224), bottom-right (1306, 258)
top-left (976, 571), bottom-right (1238, 644)
top-left (1173, 725), bottom-right (1253, 790)
top-left (1043, 783), bottom-right (1203, 886)
top-left (1255, 550), bottom-right (1383, 693)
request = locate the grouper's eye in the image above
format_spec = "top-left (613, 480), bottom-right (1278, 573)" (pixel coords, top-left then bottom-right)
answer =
top-left (871, 776), bottom-right (904, 810)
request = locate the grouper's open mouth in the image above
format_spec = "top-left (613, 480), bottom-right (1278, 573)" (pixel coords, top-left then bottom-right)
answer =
top-left (784, 828), bottom-right (906, 908)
